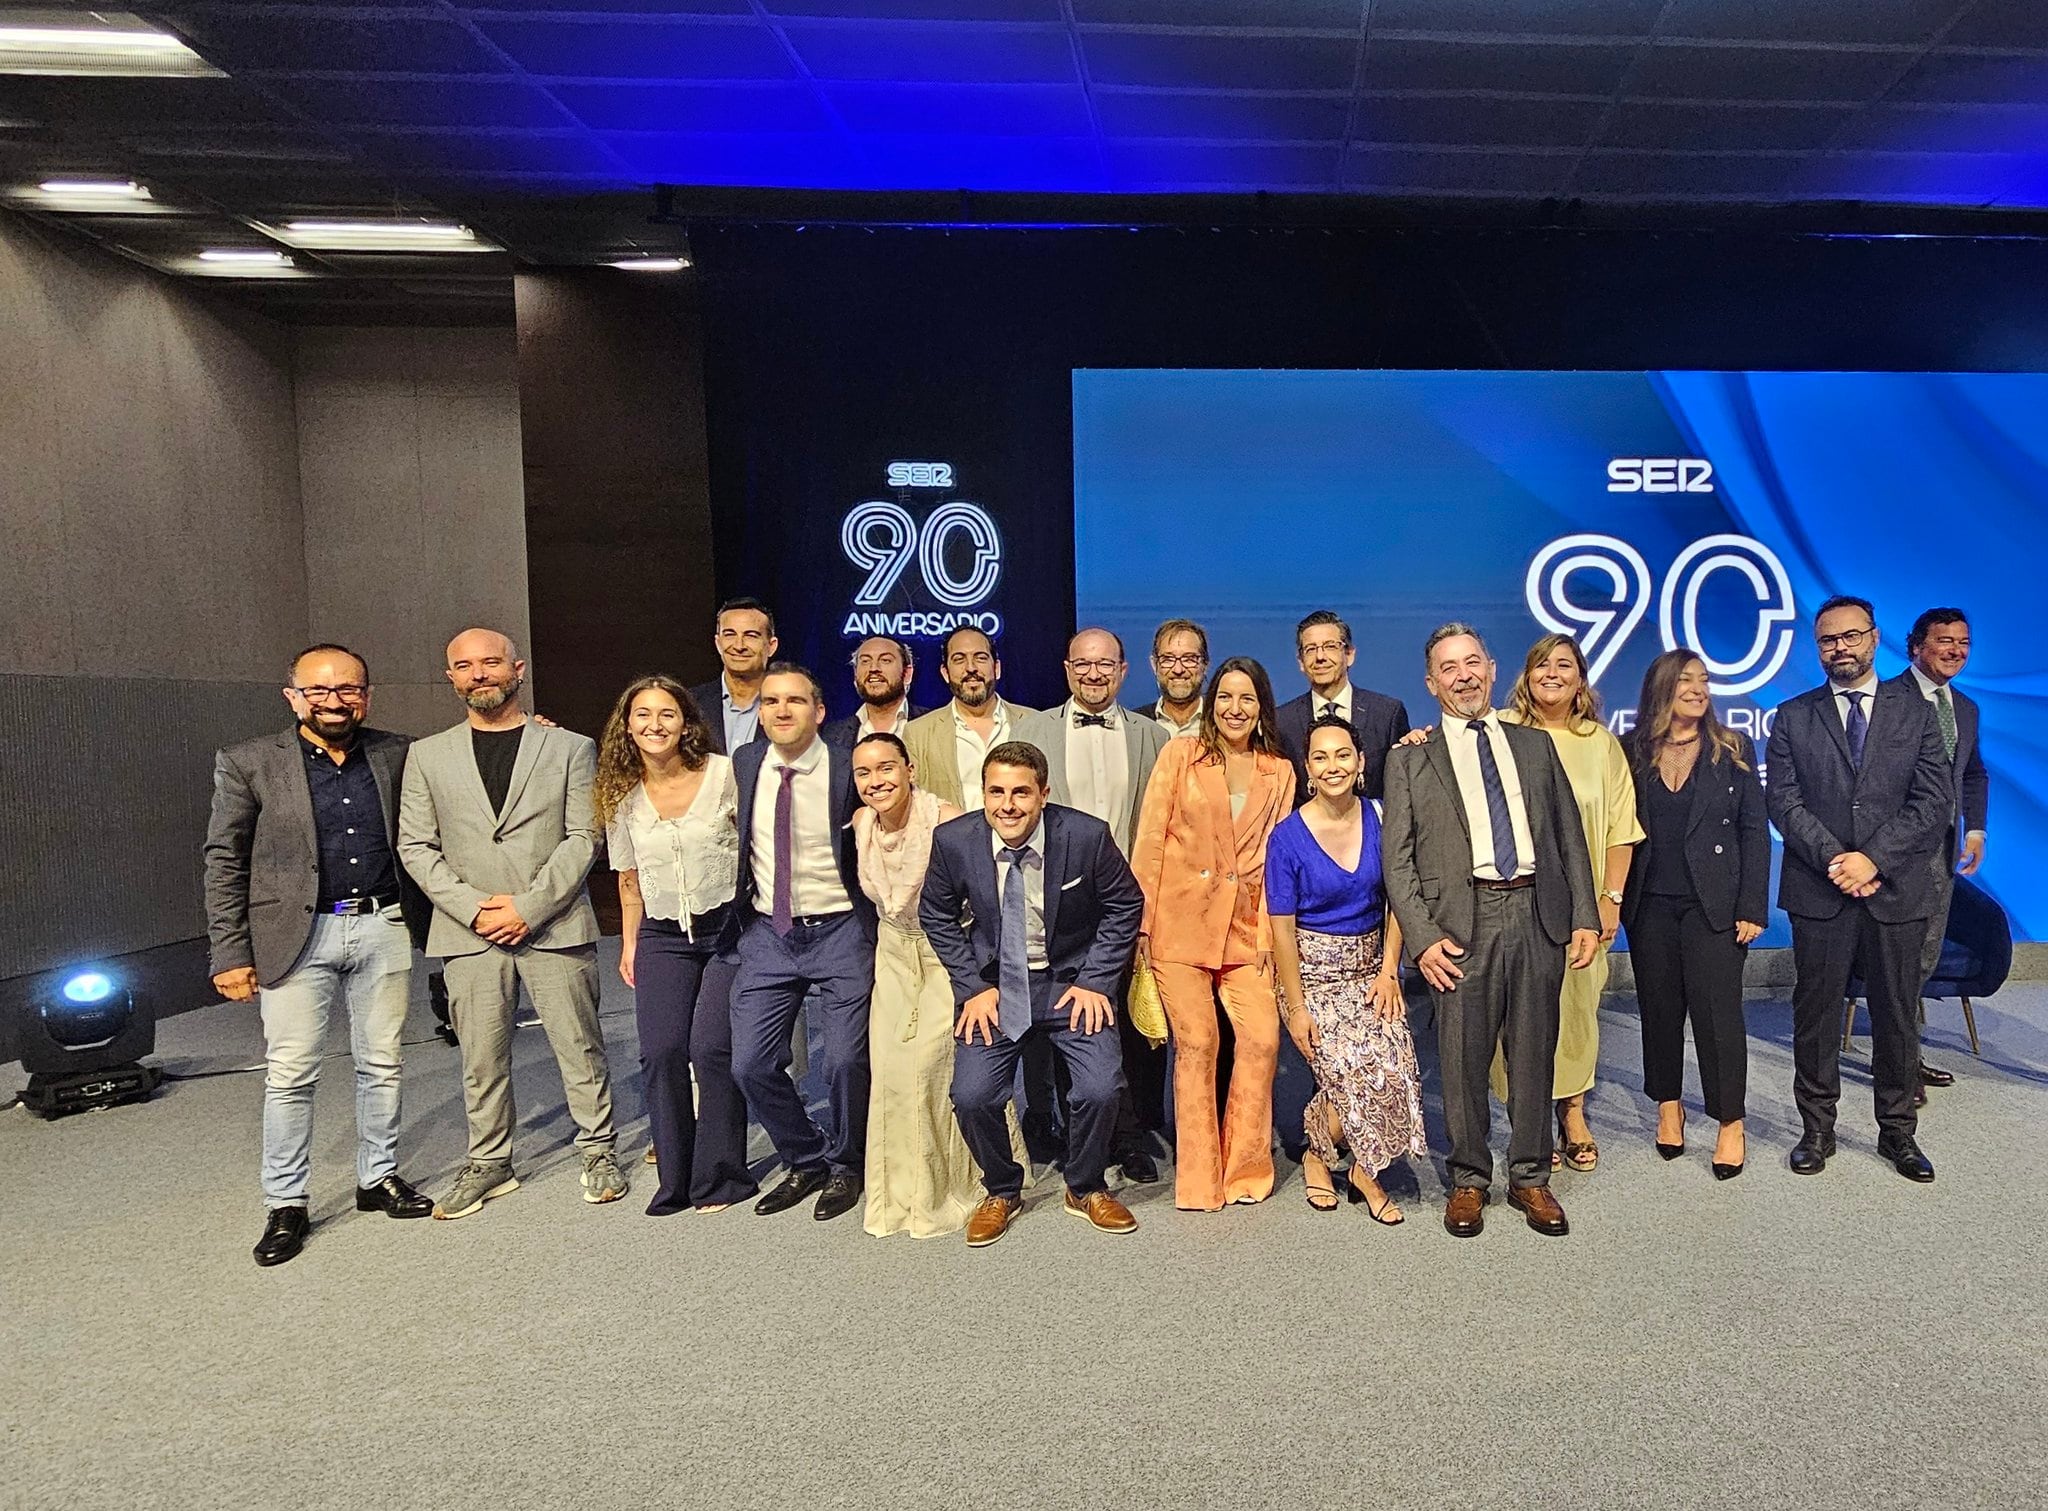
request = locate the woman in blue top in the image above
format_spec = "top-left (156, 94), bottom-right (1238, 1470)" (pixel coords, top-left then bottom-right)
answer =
top-left (1268, 714), bottom-right (1427, 1222)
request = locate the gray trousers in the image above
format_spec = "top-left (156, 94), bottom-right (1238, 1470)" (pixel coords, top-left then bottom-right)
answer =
top-left (1918, 846), bottom-right (1957, 989)
top-left (1430, 885), bottom-right (1563, 1191)
top-left (442, 943), bottom-right (615, 1165)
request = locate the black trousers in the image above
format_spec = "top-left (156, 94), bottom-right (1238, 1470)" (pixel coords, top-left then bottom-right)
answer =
top-left (1790, 904), bottom-right (1926, 1148)
top-left (634, 917), bottom-right (757, 1213)
top-left (1629, 894), bottom-right (1749, 1124)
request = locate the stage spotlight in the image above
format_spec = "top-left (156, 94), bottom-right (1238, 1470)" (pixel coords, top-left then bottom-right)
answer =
top-left (19, 964), bottom-right (161, 1118)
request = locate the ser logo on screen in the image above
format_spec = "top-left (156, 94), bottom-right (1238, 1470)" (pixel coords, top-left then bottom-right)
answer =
top-left (841, 462), bottom-right (1003, 638)
top-left (1607, 458), bottom-right (1715, 493)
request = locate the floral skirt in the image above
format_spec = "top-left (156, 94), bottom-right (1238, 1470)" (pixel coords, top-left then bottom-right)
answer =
top-left (1298, 926), bottom-right (1428, 1175)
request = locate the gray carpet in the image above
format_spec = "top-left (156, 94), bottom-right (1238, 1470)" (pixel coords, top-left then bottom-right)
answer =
top-left (4, 944), bottom-right (2043, 1511)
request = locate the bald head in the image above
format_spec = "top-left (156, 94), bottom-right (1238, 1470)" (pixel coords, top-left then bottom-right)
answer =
top-left (1065, 626), bottom-right (1128, 713)
top-left (445, 626), bottom-right (525, 717)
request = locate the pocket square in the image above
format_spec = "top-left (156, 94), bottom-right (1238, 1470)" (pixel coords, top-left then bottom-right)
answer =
top-left (1060, 876), bottom-right (1083, 891)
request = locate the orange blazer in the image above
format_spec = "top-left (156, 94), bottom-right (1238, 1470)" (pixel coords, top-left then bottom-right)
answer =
top-left (1130, 738), bottom-right (1295, 970)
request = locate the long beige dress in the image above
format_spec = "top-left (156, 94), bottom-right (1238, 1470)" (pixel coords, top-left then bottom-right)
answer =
top-left (1491, 716), bottom-right (1644, 1101)
top-left (854, 791), bottom-right (1024, 1238)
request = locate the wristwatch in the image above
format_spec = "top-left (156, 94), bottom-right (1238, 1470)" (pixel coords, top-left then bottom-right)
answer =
top-left (1601, 888), bottom-right (1625, 905)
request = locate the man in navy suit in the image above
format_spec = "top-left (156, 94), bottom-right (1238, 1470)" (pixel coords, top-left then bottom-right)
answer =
top-left (728, 662), bottom-right (877, 1221)
top-left (822, 634), bottom-right (933, 748)
top-left (919, 740), bottom-right (1144, 1247)
top-left (690, 596), bottom-right (777, 755)
top-left (1275, 610), bottom-right (1410, 804)
top-left (1767, 596), bottom-right (1953, 1183)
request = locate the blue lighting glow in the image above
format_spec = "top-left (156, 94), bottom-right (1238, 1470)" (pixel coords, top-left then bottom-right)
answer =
top-left (61, 971), bottom-right (116, 1005)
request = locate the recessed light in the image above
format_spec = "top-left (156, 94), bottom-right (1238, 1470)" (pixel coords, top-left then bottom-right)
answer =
top-left (0, 15), bottom-right (220, 76)
top-left (263, 219), bottom-right (491, 252)
top-left (608, 257), bottom-right (690, 271)
top-left (198, 248), bottom-right (290, 265)
top-left (38, 178), bottom-right (150, 199)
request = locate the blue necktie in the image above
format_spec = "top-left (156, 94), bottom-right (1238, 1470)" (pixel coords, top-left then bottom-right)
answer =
top-left (1843, 690), bottom-right (1868, 769)
top-left (998, 846), bottom-right (1036, 1042)
top-left (1467, 719), bottom-right (1519, 879)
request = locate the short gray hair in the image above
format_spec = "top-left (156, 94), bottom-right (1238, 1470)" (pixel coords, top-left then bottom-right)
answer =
top-left (1423, 621), bottom-right (1487, 674)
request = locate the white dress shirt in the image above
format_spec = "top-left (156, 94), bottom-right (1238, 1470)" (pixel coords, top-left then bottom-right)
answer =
top-left (854, 700), bottom-right (911, 739)
top-left (952, 699), bottom-right (1016, 804)
top-left (749, 738), bottom-right (853, 918)
top-left (1152, 700), bottom-right (1202, 740)
top-left (1061, 699), bottom-right (1132, 851)
top-left (608, 756), bottom-right (738, 934)
top-left (1309, 683), bottom-right (1356, 723)
top-left (991, 819), bottom-right (1048, 969)
top-left (1445, 710), bottom-right (1536, 881)
top-left (1829, 671), bottom-right (1879, 730)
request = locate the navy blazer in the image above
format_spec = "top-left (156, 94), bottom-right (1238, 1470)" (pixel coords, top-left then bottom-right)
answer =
top-left (729, 737), bottom-right (875, 936)
top-left (689, 677), bottom-right (767, 757)
top-left (917, 804), bottom-right (1144, 1009)
top-left (1765, 679), bottom-right (1953, 924)
top-left (1276, 684), bottom-right (1411, 804)
top-left (1882, 671), bottom-right (1987, 842)
top-left (821, 701), bottom-right (937, 750)
top-left (1620, 733), bottom-right (1771, 936)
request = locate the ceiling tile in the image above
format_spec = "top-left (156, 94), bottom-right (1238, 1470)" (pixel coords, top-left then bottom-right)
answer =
top-left (1367, 0), bottom-right (1664, 37)
top-left (474, 18), bottom-right (797, 81)
top-left (1103, 139), bottom-right (1341, 190)
top-left (0, 75), bottom-right (276, 130)
top-left (458, 0), bottom-right (752, 11)
top-left (1572, 149), bottom-right (1796, 197)
top-left (1344, 144), bottom-right (1572, 194)
top-left (1355, 94), bottom-right (1606, 147)
top-left (1788, 149), bottom-right (2029, 202)
top-left (173, 14), bottom-right (509, 76)
top-left (1363, 38), bottom-right (1632, 95)
top-left (1840, 103), bottom-right (2048, 157)
top-left (843, 132), bottom-right (1106, 190)
top-left (346, 128), bottom-right (625, 179)
top-left (1093, 89), bottom-right (1351, 140)
top-left (784, 22), bottom-right (1077, 82)
top-left (826, 82), bottom-right (1094, 136)
top-left (1601, 99), bottom-right (1856, 149)
top-left (1074, 0), bottom-right (1361, 25)
top-left (1081, 31), bottom-right (1359, 89)
top-left (597, 128), bottom-right (859, 185)
top-left (1945, 0), bottom-right (2048, 48)
top-left (550, 81), bottom-right (831, 133)
top-left (1628, 41), bottom-right (1911, 101)
top-left (274, 78), bottom-right (569, 130)
top-left (1890, 49), bottom-right (2048, 104)
top-left (1657, 0), bottom-right (1968, 46)
top-left (767, 0), bottom-right (1063, 16)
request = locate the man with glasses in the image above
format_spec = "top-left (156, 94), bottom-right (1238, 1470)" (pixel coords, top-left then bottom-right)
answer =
top-left (1148, 619), bottom-right (1209, 739)
top-left (1276, 610), bottom-right (1411, 803)
top-left (901, 626), bottom-right (1043, 810)
top-left (1767, 596), bottom-right (1952, 1182)
top-left (204, 643), bottom-right (434, 1267)
top-left (823, 635), bottom-right (932, 748)
top-left (691, 596), bottom-right (778, 755)
top-left (1888, 608), bottom-right (1990, 1098)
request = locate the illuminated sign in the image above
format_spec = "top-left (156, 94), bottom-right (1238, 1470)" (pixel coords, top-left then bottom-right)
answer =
top-left (1607, 457), bottom-right (1716, 493)
top-left (841, 463), bottom-right (1003, 638)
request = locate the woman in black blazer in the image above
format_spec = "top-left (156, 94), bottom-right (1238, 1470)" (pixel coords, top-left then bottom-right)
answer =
top-left (1623, 651), bottom-right (1771, 1178)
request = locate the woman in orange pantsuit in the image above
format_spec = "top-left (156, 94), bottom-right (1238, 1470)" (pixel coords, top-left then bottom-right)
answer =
top-left (1130, 657), bottom-right (1295, 1211)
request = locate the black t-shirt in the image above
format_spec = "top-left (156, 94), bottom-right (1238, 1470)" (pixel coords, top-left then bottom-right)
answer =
top-left (472, 726), bottom-right (525, 815)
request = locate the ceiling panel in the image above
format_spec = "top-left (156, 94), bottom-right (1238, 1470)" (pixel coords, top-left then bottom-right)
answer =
top-left (1363, 38), bottom-right (1633, 96)
top-left (1082, 31), bottom-right (1359, 90)
top-left (549, 80), bottom-right (832, 133)
top-left (1093, 90), bottom-right (1351, 141)
top-left (1627, 41), bottom-right (1913, 101)
top-left (826, 81), bottom-right (1094, 136)
top-left (1945, 0), bottom-right (2048, 48)
top-left (167, 13), bottom-right (510, 76)
top-left (1572, 148), bottom-right (1795, 198)
top-left (1366, 0), bottom-right (1663, 35)
top-left (1600, 100), bottom-right (1857, 151)
top-left (1074, 0), bottom-right (1361, 25)
top-left (1344, 144), bottom-right (1573, 195)
top-left (1103, 139), bottom-right (1341, 190)
top-left (473, 17), bottom-right (798, 80)
top-left (1656, 0), bottom-right (1970, 47)
top-left (1890, 49), bottom-right (2048, 104)
top-left (783, 21), bottom-right (1077, 82)
top-left (1356, 94), bottom-right (1606, 148)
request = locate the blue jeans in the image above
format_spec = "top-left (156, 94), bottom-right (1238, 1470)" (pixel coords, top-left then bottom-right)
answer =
top-left (258, 910), bottom-right (413, 1206)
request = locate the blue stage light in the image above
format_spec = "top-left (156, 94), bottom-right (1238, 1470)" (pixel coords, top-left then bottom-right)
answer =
top-left (61, 971), bottom-right (116, 1005)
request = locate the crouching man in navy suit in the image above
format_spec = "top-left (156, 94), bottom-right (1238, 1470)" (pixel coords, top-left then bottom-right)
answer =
top-left (919, 740), bottom-right (1145, 1247)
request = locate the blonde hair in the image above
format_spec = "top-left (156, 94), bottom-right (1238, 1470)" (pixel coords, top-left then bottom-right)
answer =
top-left (1507, 632), bottom-right (1602, 733)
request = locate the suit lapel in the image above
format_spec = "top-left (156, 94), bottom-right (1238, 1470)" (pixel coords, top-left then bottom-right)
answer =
top-left (275, 731), bottom-right (319, 850)
top-left (1813, 688), bottom-right (1855, 778)
top-left (1041, 807), bottom-right (1068, 949)
top-left (1423, 728), bottom-right (1472, 843)
top-left (452, 725), bottom-right (498, 823)
top-left (1194, 752), bottom-right (1234, 870)
top-left (367, 734), bottom-right (405, 841)
top-left (1120, 714), bottom-right (1148, 831)
top-left (494, 723), bottom-right (541, 832)
top-left (966, 817), bottom-right (1001, 944)
top-left (1683, 755), bottom-right (1713, 838)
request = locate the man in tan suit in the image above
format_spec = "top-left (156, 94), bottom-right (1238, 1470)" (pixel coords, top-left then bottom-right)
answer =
top-left (900, 626), bottom-right (1043, 809)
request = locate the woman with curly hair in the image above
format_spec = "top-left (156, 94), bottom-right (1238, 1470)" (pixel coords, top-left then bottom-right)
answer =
top-left (1130, 655), bottom-right (1295, 1210)
top-left (595, 674), bottom-right (756, 1215)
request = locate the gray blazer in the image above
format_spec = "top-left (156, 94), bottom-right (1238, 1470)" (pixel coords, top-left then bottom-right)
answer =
top-left (203, 726), bottom-right (420, 987)
top-left (397, 720), bottom-right (600, 959)
top-left (1025, 701), bottom-right (1169, 854)
top-left (1380, 718), bottom-right (1599, 964)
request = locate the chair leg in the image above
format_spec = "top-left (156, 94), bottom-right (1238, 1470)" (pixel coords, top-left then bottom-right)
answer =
top-left (1841, 996), bottom-right (1857, 1049)
top-left (1961, 996), bottom-right (1981, 1057)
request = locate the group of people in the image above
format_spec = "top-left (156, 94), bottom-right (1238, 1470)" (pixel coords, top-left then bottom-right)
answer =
top-left (203, 591), bottom-right (1986, 1264)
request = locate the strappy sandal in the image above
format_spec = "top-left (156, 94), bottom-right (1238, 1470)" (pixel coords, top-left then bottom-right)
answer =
top-left (1304, 1179), bottom-right (1339, 1212)
top-left (1347, 1171), bottom-right (1404, 1225)
top-left (1556, 1102), bottom-right (1598, 1172)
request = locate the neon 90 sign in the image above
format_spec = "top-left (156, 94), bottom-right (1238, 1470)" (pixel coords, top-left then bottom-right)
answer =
top-left (1525, 533), bottom-right (1796, 696)
top-left (840, 462), bottom-right (1004, 638)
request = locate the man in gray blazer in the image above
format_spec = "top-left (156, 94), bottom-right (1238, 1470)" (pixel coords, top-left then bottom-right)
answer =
top-left (1021, 627), bottom-right (1171, 1181)
top-left (1381, 622), bottom-right (1599, 1239)
top-left (398, 627), bottom-right (624, 1219)
top-left (204, 643), bottom-right (435, 1267)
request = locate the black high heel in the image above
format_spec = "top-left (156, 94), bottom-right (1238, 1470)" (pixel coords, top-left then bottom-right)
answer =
top-left (1347, 1173), bottom-right (1404, 1225)
top-left (1656, 1140), bottom-right (1686, 1161)
top-left (1711, 1159), bottom-right (1745, 1180)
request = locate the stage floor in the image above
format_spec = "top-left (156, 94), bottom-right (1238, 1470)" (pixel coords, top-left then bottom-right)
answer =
top-left (5, 942), bottom-right (2043, 1511)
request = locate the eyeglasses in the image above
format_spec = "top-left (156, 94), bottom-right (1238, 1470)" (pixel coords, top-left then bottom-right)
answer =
top-left (292, 684), bottom-right (367, 704)
top-left (1816, 628), bottom-right (1874, 651)
top-left (1154, 653), bottom-right (1206, 670)
top-left (1298, 639), bottom-right (1349, 658)
top-left (1065, 659), bottom-right (1123, 675)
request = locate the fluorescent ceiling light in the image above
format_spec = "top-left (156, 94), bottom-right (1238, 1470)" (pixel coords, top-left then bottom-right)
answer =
top-left (0, 15), bottom-right (220, 76)
top-left (198, 248), bottom-right (290, 264)
top-left (39, 178), bottom-right (149, 198)
top-left (609, 257), bottom-right (690, 271)
top-left (264, 219), bottom-right (492, 252)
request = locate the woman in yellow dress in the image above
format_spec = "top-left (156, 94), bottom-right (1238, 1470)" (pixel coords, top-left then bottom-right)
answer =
top-left (1492, 634), bottom-right (1642, 1170)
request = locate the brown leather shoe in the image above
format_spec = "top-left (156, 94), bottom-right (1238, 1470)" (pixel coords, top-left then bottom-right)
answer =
top-left (965, 1194), bottom-right (1021, 1248)
top-left (1443, 1186), bottom-right (1486, 1237)
top-left (1063, 1188), bottom-right (1138, 1234)
top-left (1506, 1183), bottom-right (1569, 1236)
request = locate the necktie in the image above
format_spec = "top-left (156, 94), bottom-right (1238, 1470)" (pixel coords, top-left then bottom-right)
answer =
top-left (1843, 691), bottom-right (1868, 769)
top-left (771, 764), bottom-right (797, 935)
top-left (1936, 686), bottom-right (1958, 761)
top-left (1467, 719), bottom-right (1519, 878)
top-left (998, 846), bottom-right (1036, 1042)
top-left (1073, 711), bottom-right (1112, 729)
top-left (1319, 702), bottom-right (1339, 720)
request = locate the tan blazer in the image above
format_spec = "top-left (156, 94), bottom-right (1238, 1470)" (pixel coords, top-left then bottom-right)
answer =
top-left (1129, 737), bottom-right (1294, 970)
top-left (900, 700), bottom-right (1044, 811)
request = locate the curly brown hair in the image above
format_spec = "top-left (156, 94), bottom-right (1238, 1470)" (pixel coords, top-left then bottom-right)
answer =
top-left (594, 675), bottom-right (712, 828)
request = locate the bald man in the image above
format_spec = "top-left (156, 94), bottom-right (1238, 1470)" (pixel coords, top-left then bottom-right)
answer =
top-left (398, 628), bottom-right (626, 1219)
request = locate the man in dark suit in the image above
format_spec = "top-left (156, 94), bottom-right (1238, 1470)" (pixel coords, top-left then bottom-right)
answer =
top-left (728, 662), bottom-right (877, 1221)
top-left (822, 634), bottom-right (933, 748)
top-left (1276, 610), bottom-right (1410, 803)
top-left (203, 643), bottom-right (434, 1267)
top-left (1767, 595), bottom-right (1953, 1182)
top-left (1381, 623), bottom-right (1599, 1239)
top-left (1892, 607), bottom-right (1990, 1095)
top-left (690, 595), bottom-right (776, 755)
top-left (919, 740), bottom-right (1145, 1247)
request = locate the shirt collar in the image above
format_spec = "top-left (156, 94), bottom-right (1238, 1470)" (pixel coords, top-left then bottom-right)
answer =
top-left (1907, 664), bottom-right (1947, 699)
top-left (767, 736), bottom-right (824, 777)
top-left (1460, 707), bottom-right (1503, 735)
top-left (1830, 673), bottom-right (1879, 699)
top-left (953, 698), bottom-right (1007, 730)
top-left (722, 674), bottom-right (756, 713)
top-left (1313, 683), bottom-right (1353, 715)
top-left (991, 817), bottom-right (1047, 862)
top-left (298, 726), bottom-right (360, 765)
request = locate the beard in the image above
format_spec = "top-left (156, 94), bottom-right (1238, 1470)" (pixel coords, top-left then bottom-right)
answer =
top-left (949, 676), bottom-right (993, 710)
top-left (298, 706), bottom-right (363, 744)
top-left (462, 675), bottom-right (523, 713)
top-left (858, 674), bottom-right (907, 709)
top-left (1159, 676), bottom-right (1200, 703)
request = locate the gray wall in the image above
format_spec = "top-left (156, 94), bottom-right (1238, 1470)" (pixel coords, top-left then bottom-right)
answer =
top-left (0, 214), bottom-right (524, 985)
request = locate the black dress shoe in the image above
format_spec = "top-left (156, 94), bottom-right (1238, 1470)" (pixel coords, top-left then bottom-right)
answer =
top-left (1789, 1132), bottom-right (1836, 1175)
top-left (813, 1172), bottom-right (863, 1221)
top-left (356, 1174), bottom-right (433, 1219)
top-left (1882, 1139), bottom-right (1936, 1183)
top-left (1919, 1063), bottom-right (1955, 1088)
top-left (754, 1167), bottom-right (828, 1216)
top-left (1913, 1085), bottom-right (1928, 1108)
top-left (1118, 1149), bottom-right (1161, 1185)
top-left (253, 1206), bottom-right (309, 1267)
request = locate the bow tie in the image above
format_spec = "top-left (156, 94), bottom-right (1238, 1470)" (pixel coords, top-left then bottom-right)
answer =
top-left (1073, 711), bottom-right (1114, 729)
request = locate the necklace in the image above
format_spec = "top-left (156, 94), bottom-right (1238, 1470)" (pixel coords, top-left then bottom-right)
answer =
top-left (1664, 734), bottom-right (1700, 747)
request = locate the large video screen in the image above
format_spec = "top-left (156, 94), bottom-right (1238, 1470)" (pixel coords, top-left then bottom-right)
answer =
top-left (1074, 369), bottom-right (2045, 943)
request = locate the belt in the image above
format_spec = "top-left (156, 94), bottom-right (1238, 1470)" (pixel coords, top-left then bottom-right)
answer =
top-left (1471, 874), bottom-right (1535, 892)
top-left (325, 895), bottom-right (400, 916)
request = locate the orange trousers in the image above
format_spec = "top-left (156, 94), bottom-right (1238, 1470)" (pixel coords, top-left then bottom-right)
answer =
top-left (1154, 959), bottom-right (1280, 1210)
